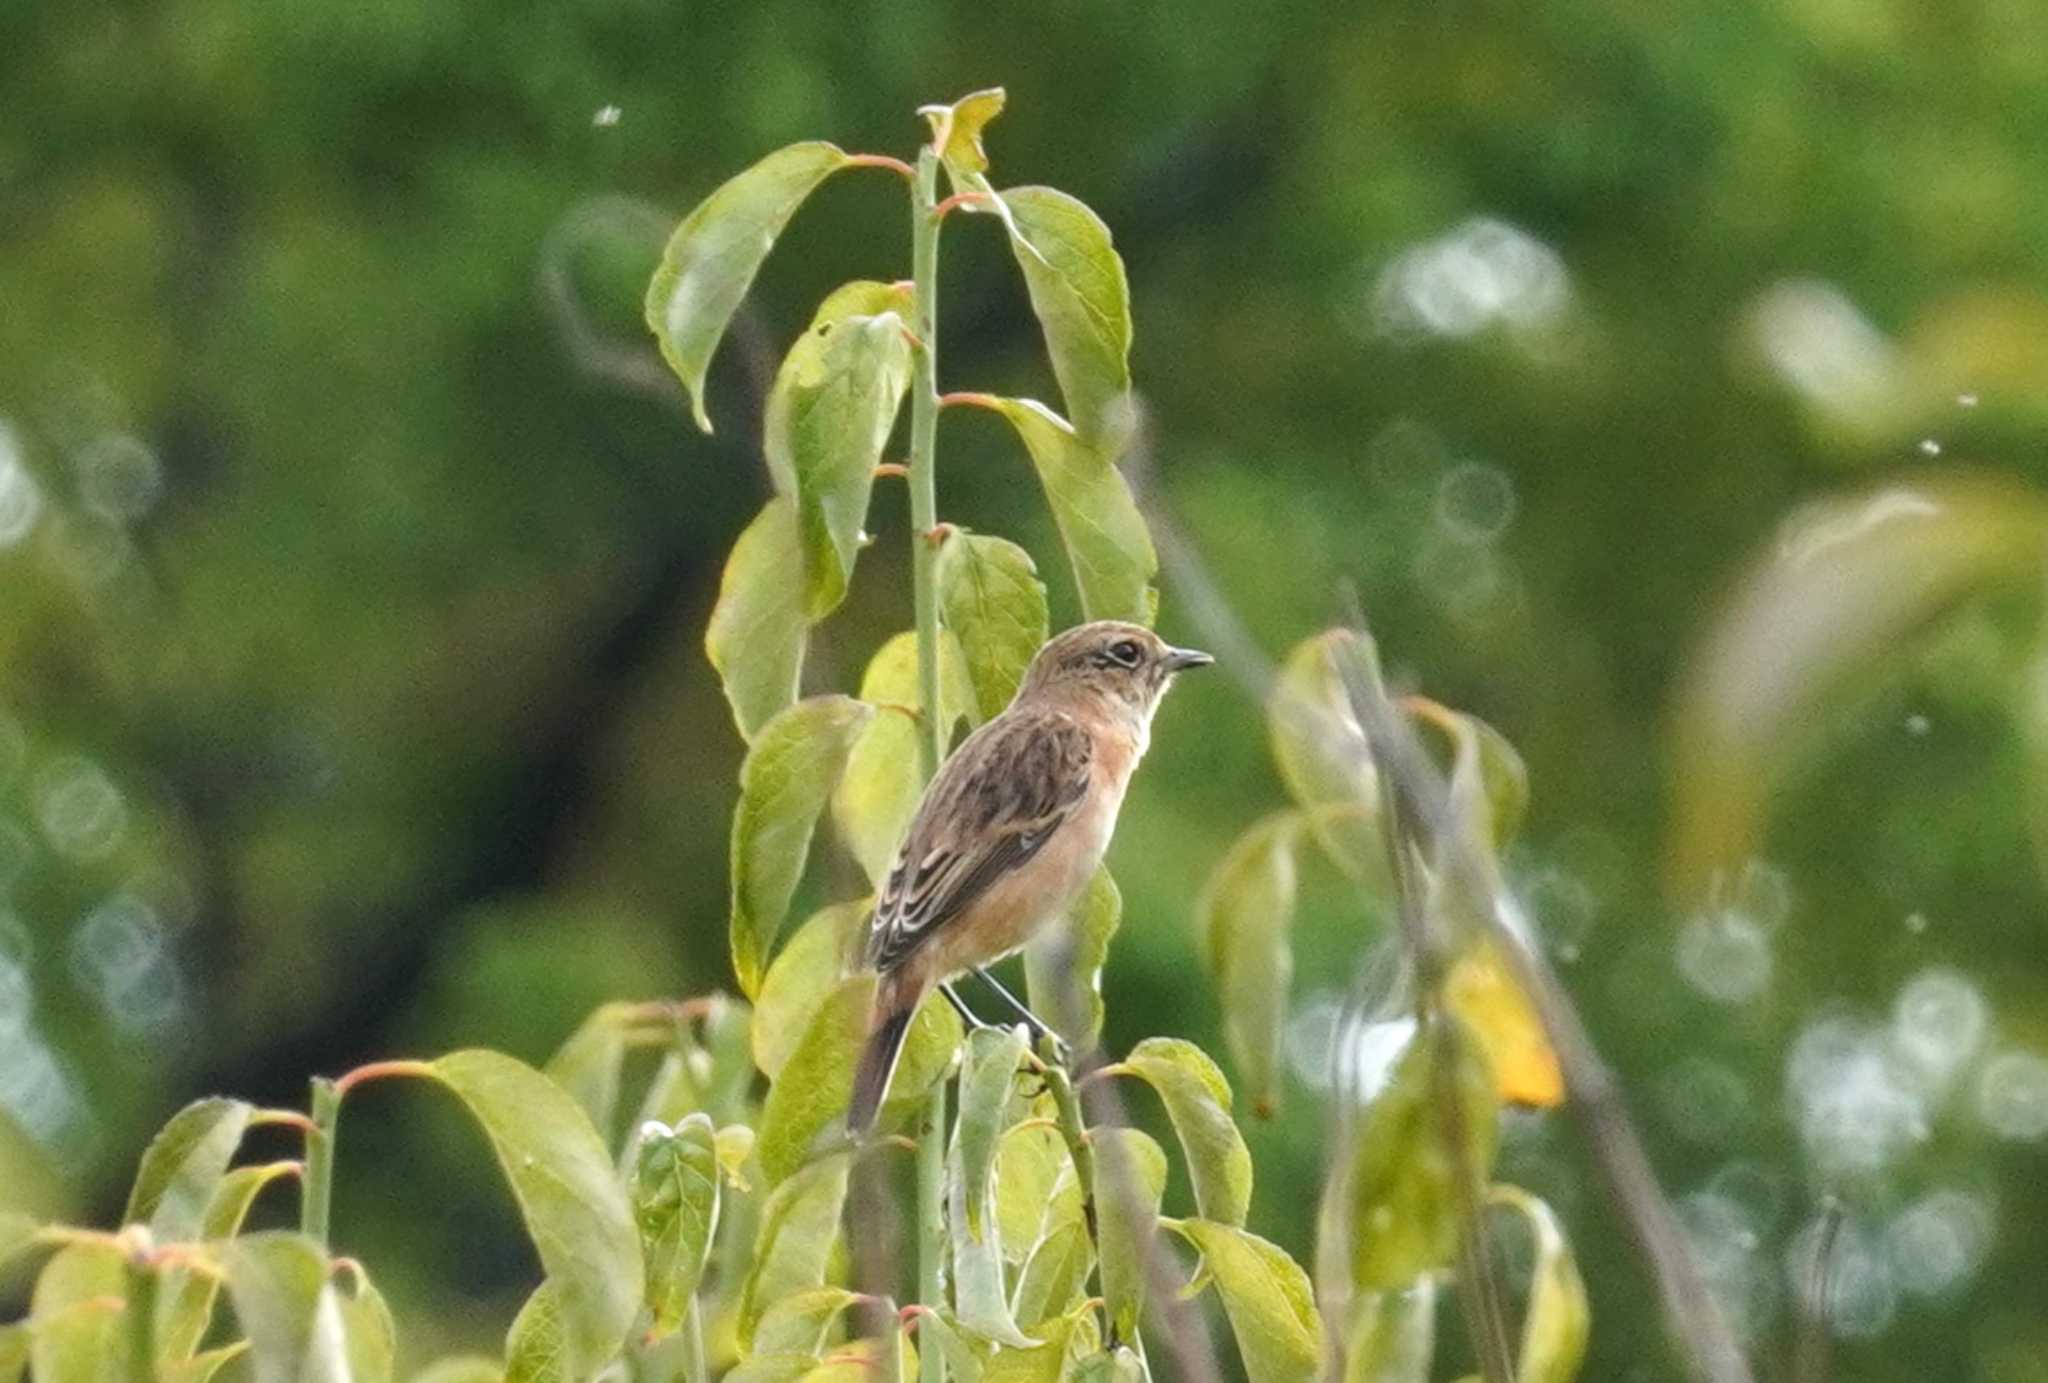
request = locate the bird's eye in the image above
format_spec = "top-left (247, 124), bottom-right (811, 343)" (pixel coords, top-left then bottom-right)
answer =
top-left (1108, 639), bottom-right (1143, 667)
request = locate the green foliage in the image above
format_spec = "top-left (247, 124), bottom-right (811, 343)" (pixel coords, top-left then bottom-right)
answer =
top-left (634, 1114), bottom-right (722, 1335)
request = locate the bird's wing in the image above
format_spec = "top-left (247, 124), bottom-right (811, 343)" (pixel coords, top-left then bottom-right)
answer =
top-left (865, 708), bottom-right (1094, 973)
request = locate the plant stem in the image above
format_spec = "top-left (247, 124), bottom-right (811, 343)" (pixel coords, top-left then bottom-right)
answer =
top-left (907, 145), bottom-right (945, 778)
top-left (125, 1255), bottom-right (158, 1382)
top-left (1040, 1048), bottom-right (1099, 1245)
top-left (301, 1076), bottom-right (340, 1246)
top-left (907, 141), bottom-right (949, 1383)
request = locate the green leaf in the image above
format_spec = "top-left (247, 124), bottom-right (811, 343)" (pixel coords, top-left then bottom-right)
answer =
top-left (1334, 1018), bottom-right (1499, 1291)
top-left (503, 1281), bottom-right (567, 1383)
top-left (973, 397), bottom-right (1157, 625)
top-left (1067, 1347), bottom-right (1144, 1383)
top-left (1106, 1038), bottom-right (1253, 1227)
top-left (1337, 1284), bottom-right (1436, 1383)
top-left (993, 1123), bottom-right (1081, 1262)
top-left (753, 1287), bottom-right (865, 1357)
top-left (544, 1002), bottom-right (639, 1144)
top-left (997, 187), bottom-right (1134, 452)
top-left (165, 1342), bottom-right (249, 1383)
top-left (1173, 1220), bottom-right (1321, 1383)
top-left (757, 974), bottom-right (961, 1185)
top-left (730, 694), bottom-right (876, 998)
top-left (223, 1232), bottom-right (352, 1383)
top-left (644, 141), bottom-right (852, 433)
top-left (634, 1112), bottom-right (721, 1335)
top-left (124, 1097), bottom-right (253, 1242)
top-left (0, 1211), bottom-right (37, 1274)
top-left (1267, 631), bottom-right (1387, 887)
top-left (1406, 698), bottom-right (1528, 853)
top-left (159, 1160), bottom-right (301, 1360)
top-left (738, 1154), bottom-right (851, 1351)
top-left (955, 1027), bottom-right (1028, 1241)
top-left (1022, 867), bottom-right (1121, 1047)
top-left (336, 1266), bottom-right (397, 1383)
top-left (833, 631), bottom-right (976, 884)
top-left (427, 1051), bottom-right (642, 1376)
top-left (948, 1144), bottom-right (1035, 1349)
top-left (0, 1324), bottom-right (24, 1383)
top-left (982, 1307), bottom-right (1098, 1383)
top-left (923, 89), bottom-right (1007, 181)
top-left (1092, 1127), bottom-right (1167, 1346)
top-left (754, 901), bottom-right (868, 1080)
top-left (1009, 1220), bottom-right (1091, 1330)
top-left (409, 1358), bottom-right (503, 1383)
top-left (937, 532), bottom-right (1049, 721)
top-left (725, 1354), bottom-right (820, 1383)
top-left (1195, 812), bottom-right (1306, 1120)
top-left (767, 283), bottom-right (915, 618)
top-left (707, 497), bottom-right (812, 742)
top-left (1489, 1187), bottom-right (1588, 1383)
top-left (908, 1312), bottom-right (986, 1383)
top-left (29, 1242), bottom-right (126, 1383)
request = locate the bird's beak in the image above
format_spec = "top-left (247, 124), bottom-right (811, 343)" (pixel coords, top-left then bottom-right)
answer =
top-left (1163, 646), bottom-right (1215, 672)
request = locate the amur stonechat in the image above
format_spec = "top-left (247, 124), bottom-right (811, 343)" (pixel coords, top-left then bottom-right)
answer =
top-left (847, 619), bottom-right (1213, 1131)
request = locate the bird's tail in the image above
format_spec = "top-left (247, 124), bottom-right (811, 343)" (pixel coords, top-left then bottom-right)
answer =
top-left (848, 972), bottom-right (920, 1134)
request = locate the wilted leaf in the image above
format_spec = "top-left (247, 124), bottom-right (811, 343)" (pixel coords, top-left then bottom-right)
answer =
top-left (1268, 631), bottom-right (1386, 887)
top-left (924, 88), bottom-right (1007, 180)
top-left (336, 1266), bottom-right (397, 1383)
top-left (1405, 699), bottom-right (1529, 852)
top-left (1337, 1283), bottom-right (1436, 1383)
top-left (754, 901), bottom-right (867, 1080)
top-left (1195, 812), bottom-right (1306, 1119)
top-left (1092, 1127), bottom-right (1167, 1346)
top-left (833, 631), bottom-right (976, 884)
top-left (972, 397), bottom-right (1157, 625)
top-left (645, 141), bottom-right (852, 432)
top-left (427, 1051), bottom-right (642, 1376)
top-left (634, 1112), bottom-right (721, 1334)
top-left (124, 1097), bottom-right (253, 1242)
top-left (738, 1154), bottom-right (851, 1350)
top-left (1172, 1220), bottom-right (1321, 1383)
top-left (707, 498), bottom-right (812, 742)
top-left (996, 188), bottom-right (1133, 452)
top-left (30, 1243), bottom-right (126, 1383)
top-left (757, 974), bottom-right (961, 1184)
top-left (731, 695), bottom-right (876, 998)
top-left (1105, 1038), bottom-right (1253, 1227)
top-left (1334, 1018), bottom-right (1499, 1291)
top-left (1444, 940), bottom-right (1563, 1110)
top-left (1669, 472), bottom-right (2048, 896)
top-left (955, 1027), bottom-right (1028, 1241)
top-left (938, 531), bottom-right (1050, 721)
top-left (223, 1233), bottom-right (353, 1383)
top-left (1023, 867), bottom-right (1121, 1047)
top-left (753, 1287), bottom-right (864, 1357)
top-left (1489, 1186), bottom-right (1588, 1383)
top-left (766, 282), bottom-right (915, 617)
top-left (160, 1160), bottom-right (302, 1360)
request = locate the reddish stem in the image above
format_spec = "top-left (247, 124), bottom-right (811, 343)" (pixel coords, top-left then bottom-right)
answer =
top-left (333, 1058), bottom-right (434, 1096)
top-left (846, 153), bottom-right (915, 178)
top-left (931, 190), bottom-right (992, 220)
top-left (874, 462), bottom-right (909, 479)
top-left (938, 391), bottom-right (999, 410)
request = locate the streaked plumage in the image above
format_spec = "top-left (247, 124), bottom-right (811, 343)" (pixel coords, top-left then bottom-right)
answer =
top-left (847, 620), bottom-right (1212, 1131)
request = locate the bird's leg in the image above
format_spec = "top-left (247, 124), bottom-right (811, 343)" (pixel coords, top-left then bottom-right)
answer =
top-left (970, 966), bottom-right (1071, 1064)
top-left (939, 982), bottom-right (996, 1032)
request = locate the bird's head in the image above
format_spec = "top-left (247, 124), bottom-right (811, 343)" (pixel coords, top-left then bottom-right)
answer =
top-left (1016, 620), bottom-right (1214, 726)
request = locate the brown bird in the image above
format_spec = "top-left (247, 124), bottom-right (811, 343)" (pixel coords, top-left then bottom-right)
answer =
top-left (846, 619), bottom-right (1213, 1132)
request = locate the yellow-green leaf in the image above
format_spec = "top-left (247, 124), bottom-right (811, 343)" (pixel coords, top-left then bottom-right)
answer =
top-left (30, 1243), bottom-right (127, 1383)
top-left (998, 187), bottom-right (1133, 452)
top-left (1335, 1019), bottom-right (1499, 1291)
top-left (1337, 1284), bottom-right (1436, 1383)
top-left (938, 531), bottom-right (1049, 721)
top-left (0, 1324), bottom-right (26, 1383)
top-left (410, 1358), bottom-right (502, 1383)
top-left (427, 1051), bottom-right (642, 1376)
top-left (738, 1154), bottom-right (851, 1351)
top-left (832, 632), bottom-right (975, 884)
top-left (766, 283), bottom-right (915, 617)
top-left (645, 141), bottom-right (852, 433)
top-left (948, 1138), bottom-right (1036, 1349)
top-left (1067, 1346), bottom-right (1144, 1383)
top-left (973, 398), bottom-right (1157, 625)
top-left (923, 89), bottom-right (1007, 180)
top-left (503, 1281), bottom-right (566, 1383)
top-left (1489, 1186), bottom-right (1588, 1383)
top-left (1172, 1220), bottom-right (1321, 1383)
top-left (993, 1123), bottom-right (1081, 1262)
top-left (753, 1287), bottom-right (864, 1358)
top-left (544, 1002), bottom-right (641, 1144)
top-left (955, 1027), bottom-right (1027, 1241)
top-left (159, 1160), bottom-right (301, 1360)
top-left (336, 1266), bottom-right (397, 1383)
top-left (1009, 1219), bottom-right (1092, 1330)
top-left (1267, 630), bottom-right (1387, 887)
top-left (707, 497), bottom-right (812, 742)
top-left (223, 1233), bottom-right (352, 1383)
top-left (634, 1113), bottom-right (721, 1334)
top-left (1195, 812), bottom-right (1306, 1119)
top-left (731, 694), bottom-right (876, 998)
top-left (1092, 1127), bottom-right (1167, 1346)
top-left (1106, 1038), bottom-right (1253, 1227)
top-left (165, 1342), bottom-right (247, 1383)
top-left (754, 901), bottom-right (867, 1080)
top-left (1023, 867), bottom-right (1121, 1047)
top-left (124, 1097), bottom-right (252, 1242)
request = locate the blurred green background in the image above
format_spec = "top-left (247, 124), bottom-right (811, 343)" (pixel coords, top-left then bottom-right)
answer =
top-left (5, 1), bottom-right (2048, 1378)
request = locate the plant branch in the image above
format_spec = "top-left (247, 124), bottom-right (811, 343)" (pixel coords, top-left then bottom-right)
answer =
top-left (300, 1076), bottom-right (340, 1247)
